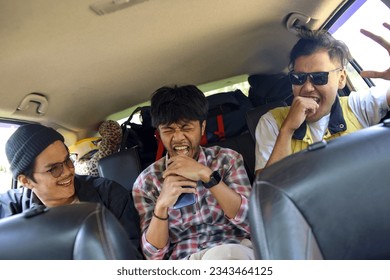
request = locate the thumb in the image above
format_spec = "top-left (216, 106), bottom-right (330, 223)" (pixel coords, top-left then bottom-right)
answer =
top-left (360, 70), bottom-right (386, 79)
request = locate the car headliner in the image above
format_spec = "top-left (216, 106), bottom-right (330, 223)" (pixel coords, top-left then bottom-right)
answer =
top-left (0, 0), bottom-right (347, 137)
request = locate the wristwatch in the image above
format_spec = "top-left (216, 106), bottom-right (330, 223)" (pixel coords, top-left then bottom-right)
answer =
top-left (202, 171), bottom-right (222, 189)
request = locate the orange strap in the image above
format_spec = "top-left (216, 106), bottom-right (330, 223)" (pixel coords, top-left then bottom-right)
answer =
top-left (214, 114), bottom-right (226, 141)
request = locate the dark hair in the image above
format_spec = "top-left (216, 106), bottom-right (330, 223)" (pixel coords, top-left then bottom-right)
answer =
top-left (150, 85), bottom-right (208, 128)
top-left (289, 29), bottom-right (352, 70)
top-left (23, 161), bottom-right (37, 183)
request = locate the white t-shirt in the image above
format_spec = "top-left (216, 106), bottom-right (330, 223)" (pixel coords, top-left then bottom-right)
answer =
top-left (254, 86), bottom-right (390, 171)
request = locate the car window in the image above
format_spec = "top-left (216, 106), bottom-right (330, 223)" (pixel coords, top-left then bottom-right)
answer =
top-left (0, 122), bottom-right (20, 193)
top-left (330, 0), bottom-right (390, 90)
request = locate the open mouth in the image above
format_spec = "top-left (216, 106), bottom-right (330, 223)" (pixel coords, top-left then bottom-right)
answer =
top-left (58, 177), bottom-right (72, 187)
top-left (312, 97), bottom-right (320, 104)
top-left (173, 145), bottom-right (190, 155)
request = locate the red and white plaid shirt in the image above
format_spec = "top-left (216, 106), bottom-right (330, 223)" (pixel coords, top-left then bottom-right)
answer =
top-left (132, 146), bottom-right (252, 260)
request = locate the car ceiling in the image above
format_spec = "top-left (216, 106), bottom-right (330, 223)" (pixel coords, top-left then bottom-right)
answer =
top-left (0, 0), bottom-right (348, 137)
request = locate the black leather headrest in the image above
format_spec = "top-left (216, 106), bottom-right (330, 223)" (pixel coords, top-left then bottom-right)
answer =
top-left (0, 202), bottom-right (141, 260)
top-left (98, 148), bottom-right (142, 191)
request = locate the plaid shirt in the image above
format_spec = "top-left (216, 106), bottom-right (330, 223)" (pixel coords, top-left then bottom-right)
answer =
top-left (132, 146), bottom-right (252, 260)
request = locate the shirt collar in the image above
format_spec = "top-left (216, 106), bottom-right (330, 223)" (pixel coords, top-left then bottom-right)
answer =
top-left (293, 96), bottom-right (347, 140)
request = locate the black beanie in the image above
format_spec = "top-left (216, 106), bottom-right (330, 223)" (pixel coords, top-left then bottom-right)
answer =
top-left (6, 124), bottom-right (65, 179)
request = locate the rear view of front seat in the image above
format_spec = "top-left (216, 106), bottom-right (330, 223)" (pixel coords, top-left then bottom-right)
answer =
top-left (98, 147), bottom-right (142, 191)
top-left (249, 121), bottom-right (390, 259)
top-left (0, 202), bottom-right (142, 260)
top-left (245, 101), bottom-right (288, 142)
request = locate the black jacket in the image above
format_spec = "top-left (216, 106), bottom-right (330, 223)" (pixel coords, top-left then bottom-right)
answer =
top-left (0, 175), bottom-right (141, 251)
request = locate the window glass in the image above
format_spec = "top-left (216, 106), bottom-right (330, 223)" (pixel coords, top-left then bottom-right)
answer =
top-left (0, 122), bottom-right (20, 193)
top-left (330, 0), bottom-right (390, 89)
top-left (201, 80), bottom-right (250, 97)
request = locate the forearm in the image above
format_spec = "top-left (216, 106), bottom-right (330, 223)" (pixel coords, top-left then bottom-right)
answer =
top-left (145, 204), bottom-right (170, 249)
top-left (209, 183), bottom-right (242, 219)
top-left (265, 126), bottom-right (294, 167)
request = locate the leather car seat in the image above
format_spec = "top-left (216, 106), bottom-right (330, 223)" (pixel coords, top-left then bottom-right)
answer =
top-left (0, 202), bottom-right (142, 260)
top-left (249, 121), bottom-right (390, 259)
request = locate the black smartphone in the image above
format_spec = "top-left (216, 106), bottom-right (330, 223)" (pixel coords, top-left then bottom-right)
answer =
top-left (173, 187), bottom-right (196, 209)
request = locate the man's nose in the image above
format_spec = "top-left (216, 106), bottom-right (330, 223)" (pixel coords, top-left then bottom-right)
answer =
top-left (172, 129), bottom-right (185, 140)
top-left (301, 77), bottom-right (316, 91)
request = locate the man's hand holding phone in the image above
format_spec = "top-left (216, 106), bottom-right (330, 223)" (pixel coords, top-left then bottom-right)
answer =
top-left (162, 155), bottom-right (204, 209)
top-left (159, 173), bottom-right (197, 210)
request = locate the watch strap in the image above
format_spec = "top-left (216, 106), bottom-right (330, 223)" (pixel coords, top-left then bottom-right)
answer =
top-left (202, 171), bottom-right (221, 189)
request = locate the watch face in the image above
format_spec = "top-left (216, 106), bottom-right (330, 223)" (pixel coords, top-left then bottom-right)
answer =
top-left (212, 171), bottom-right (221, 182)
top-left (204, 171), bottom-right (221, 189)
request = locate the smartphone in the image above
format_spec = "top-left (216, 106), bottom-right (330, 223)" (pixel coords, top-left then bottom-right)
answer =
top-left (173, 187), bottom-right (196, 209)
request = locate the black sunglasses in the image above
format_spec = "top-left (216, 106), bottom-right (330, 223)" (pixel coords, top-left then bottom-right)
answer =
top-left (289, 68), bottom-right (342, 86)
top-left (34, 156), bottom-right (75, 178)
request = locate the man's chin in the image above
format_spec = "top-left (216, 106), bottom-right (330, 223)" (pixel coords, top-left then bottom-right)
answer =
top-left (306, 113), bottom-right (322, 123)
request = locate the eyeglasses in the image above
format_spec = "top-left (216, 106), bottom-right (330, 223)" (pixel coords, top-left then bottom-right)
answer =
top-left (288, 68), bottom-right (342, 86)
top-left (34, 156), bottom-right (75, 178)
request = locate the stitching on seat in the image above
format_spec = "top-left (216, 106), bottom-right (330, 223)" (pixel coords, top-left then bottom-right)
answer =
top-left (95, 205), bottom-right (116, 259)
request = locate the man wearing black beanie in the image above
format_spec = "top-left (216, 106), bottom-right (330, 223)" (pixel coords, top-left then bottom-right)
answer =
top-left (0, 123), bottom-right (141, 257)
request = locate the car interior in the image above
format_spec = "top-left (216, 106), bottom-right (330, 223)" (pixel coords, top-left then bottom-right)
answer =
top-left (0, 0), bottom-right (353, 138)
top-left (1, 0), bottom-right (390, 260)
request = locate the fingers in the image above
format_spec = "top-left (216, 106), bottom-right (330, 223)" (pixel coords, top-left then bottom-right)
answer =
top-left (163, 155), bottom-right (200, 180)
top-left (163, 168), bottom-right (185, 178)
top-left (360, 27), bottom-right (390, 51)
top-left (166, 154), bottom-right (189, 165)
top-left (159, 175), bottom-right (197, 208)
top-left (164, 175), bottom-right (197, 188)
top-left (286, 96), bottom-right (317, 127)
top-left (359, 23), bottom-right (390, 80)
top-left (292, 96), bottom-right (319, 112)
top-left (360, 70), bottom-right (386, 79)
top-left (181, 186), bottom-right (197, 194)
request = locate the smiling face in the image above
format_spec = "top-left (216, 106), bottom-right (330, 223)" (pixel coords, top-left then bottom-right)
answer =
top-left (158, 120), bottom-right (205, 159)
top-left (19, 140), bottom-right (76, 207)
top-left (292, 50), bottom-right (347, 123)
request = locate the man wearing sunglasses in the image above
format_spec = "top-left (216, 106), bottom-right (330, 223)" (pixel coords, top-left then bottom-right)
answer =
top-left (254, 28), bottom-right (390, 174)
top-left (0, 123), bottom-right (141, 254)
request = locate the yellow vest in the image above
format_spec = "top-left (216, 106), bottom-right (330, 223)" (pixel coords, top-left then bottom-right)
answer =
top-left (270, 96), bottom-right (363, 153)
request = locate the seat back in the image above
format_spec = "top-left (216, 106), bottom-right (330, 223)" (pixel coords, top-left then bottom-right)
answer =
top-left (249, 121), bottom-right (390, 259)
top-left (245, 101), bottom-right (287, 142)
top-left (0, 202), bottom-right (142, 260)
top-left (205, 132), bottom-right (255, 184)
top-left (98, 147), bottom-right (142, 191)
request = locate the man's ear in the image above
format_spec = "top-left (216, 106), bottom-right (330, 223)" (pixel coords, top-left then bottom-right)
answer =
top-left (201, 120), bottom-right (206, 135)
top-left (338, 68), bottom-right (347, 89)
top-left (17, 175), bottom-right (34, 190)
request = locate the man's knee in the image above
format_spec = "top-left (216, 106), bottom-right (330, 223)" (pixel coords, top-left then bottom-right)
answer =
top-left (201, 244), bottom-right (254, 260)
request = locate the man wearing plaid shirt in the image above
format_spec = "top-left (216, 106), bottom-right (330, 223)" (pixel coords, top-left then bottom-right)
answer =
top-left (132, 85), bottom-right (253, 260)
